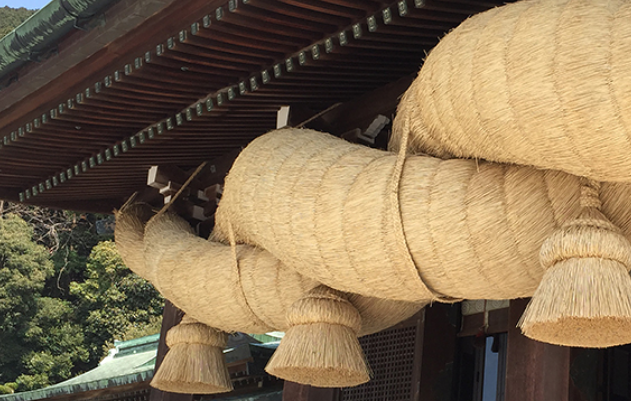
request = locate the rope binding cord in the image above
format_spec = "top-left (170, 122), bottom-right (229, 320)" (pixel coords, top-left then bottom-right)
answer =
top-left (226, 221), bottom-right (270, 330)
top-left (155, 161), bottom-right (208, 218)
top-left (390, 118), bottom-right (454, 302)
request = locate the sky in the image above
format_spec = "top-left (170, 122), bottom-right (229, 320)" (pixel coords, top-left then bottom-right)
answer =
top-left (1, 0), bottom-right (49, 9)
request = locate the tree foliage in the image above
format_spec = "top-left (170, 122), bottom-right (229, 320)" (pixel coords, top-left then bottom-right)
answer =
top-left (71, 241), bottom-right (163, 362)
top-left (0, 207), bottom-right (163, 393)
top-left (0, 216), bottom-right (53, 384)
top-left (0, 6), bottom-right (36, 38)
top-left (0, 9), bottom-right (163, 392)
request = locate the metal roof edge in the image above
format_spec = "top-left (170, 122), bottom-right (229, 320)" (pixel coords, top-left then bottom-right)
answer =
top-left (0, 371), bottom-right (153, 401)
top-left (0, 0), bottom-right (118, 84)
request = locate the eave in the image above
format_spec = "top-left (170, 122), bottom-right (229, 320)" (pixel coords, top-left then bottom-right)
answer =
top-left (0, 0), bottom-right (509, 213)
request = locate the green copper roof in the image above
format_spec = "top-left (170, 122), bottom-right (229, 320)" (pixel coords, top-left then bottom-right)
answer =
top-left (0, 335), bottom-right (159, 401)
top-left (249, 332), bottom-right (284, 344)
top-left (0, 0), bottom-right (117, 84)
top-left (0, 332), bottom-right (282, 401)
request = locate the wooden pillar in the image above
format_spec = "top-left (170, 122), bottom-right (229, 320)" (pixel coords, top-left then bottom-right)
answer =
top-left (282, 382), bottom-right (338, 401)
top-left (149, 300), bottom-right (193, 401)
top-left (418, 304), bottom-right (459, 401)
top-left (505, 299), bottom-right (570, 401)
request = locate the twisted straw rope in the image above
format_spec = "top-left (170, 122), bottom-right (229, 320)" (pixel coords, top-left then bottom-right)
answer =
top-left (226, 221), bottom-right (269, 330)
top-left (580, 179), bottom-right (602, 209)
top-left (391, 0), bottom-right (631, 183)
top-left (213, 129), bottom-right (631, 301)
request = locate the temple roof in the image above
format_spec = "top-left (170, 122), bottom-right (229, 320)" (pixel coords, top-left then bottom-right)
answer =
top-left (0, 0), bottom-right (510, 212)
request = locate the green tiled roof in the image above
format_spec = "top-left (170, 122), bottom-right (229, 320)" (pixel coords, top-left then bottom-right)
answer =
top-left (0, 332), bottom-right (282, 401)
top-left (0, 335), bottom-right (159, 401)
top-left (249, 332), bottom-right (284, 344)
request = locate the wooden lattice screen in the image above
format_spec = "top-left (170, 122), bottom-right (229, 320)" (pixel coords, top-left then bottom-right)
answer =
top-left (339, 315), bottom-right (423, 401)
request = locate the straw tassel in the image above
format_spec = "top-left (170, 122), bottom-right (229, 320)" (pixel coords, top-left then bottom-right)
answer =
top-left (151, 316), bottom-right (233, 394)
top-left (265, 285), bottom-right (370, 387)
top-left (519, 179), bottom-right (631, 347)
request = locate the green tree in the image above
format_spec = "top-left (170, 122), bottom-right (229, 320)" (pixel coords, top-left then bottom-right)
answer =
top-left (19, 297), bottom-right (89, 389)
top-left (0, 208), bottom-right (163, 392)
top-left (70, 241), bottom-right (163, 361)
top-left (9, 205), bottom-right (106, 300)
top-left (0, 216), bottom-right (53, 383)
top-left (0, 7), bottom-right (36, 38)
top-left (0, 215), bottom-right (90, 391)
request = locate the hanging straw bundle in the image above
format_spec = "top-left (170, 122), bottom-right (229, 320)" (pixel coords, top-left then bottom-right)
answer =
top-left (151, 315), bottom-right (233, 394)
top-left (391, 0), bottom-right (631, 183)
top-left (115, 207), bottom-right (426, 390)
top-left (266, 285), bottom-right (370, 387)
top-left (519, 179), bottom-right (631, 347)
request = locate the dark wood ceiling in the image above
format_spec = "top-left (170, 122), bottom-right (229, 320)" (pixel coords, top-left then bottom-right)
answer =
top-left (0, 0), bottom-right (509, 212)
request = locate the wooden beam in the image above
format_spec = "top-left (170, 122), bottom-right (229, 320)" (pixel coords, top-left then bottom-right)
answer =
top-left (318, 74), bottom-right (414, 137)
top-left (505, 299), bottom-right (571, 401)
top-left (459, 308), bottom-right (509, 337)
top-left (568, 348), bottom-right (601, 401)
top-left (18, 197), bottom-right (123, 214)
top-left (198, 148), bottom-right (242, 188)
top-left (145, 148), bottom-right (240, 223)
top-left (147, 165), bottom-right (203, 192)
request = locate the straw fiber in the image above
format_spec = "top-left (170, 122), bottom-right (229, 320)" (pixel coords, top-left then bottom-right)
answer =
top-left (265, 286), bottom-right (371, 388)
top-left (213, 129), bottom-right (631, 302)
top-left (391, 0), bottom-right (631, 183)
top-left (151, 315), bottom-right (233, 394)
top-left (115, 206), bottom-right (426, 336)
top-left (519, 180), bottom-right (631, 347)
top-left (113, 204), bottom-right (154, 281)
top-left (214, 129), bottom-right (434, 303)
top-left (120, 0), bottom-right (631, 357)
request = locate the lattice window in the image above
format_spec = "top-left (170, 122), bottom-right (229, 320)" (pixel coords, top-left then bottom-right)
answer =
top-left (340, 325), bottom-right (418, 401)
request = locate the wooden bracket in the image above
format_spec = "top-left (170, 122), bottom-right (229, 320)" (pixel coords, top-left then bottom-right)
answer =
top-left (145, 149), bottom-right (239, 227)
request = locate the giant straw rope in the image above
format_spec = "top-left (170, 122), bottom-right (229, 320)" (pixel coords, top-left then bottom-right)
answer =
top-left (115, 204), bottom-right (426, 336)
top-left (114, 0), bottom-right (631, 392)
top-left (213, 129), bottom-right (631, 301)
top-left (391, 0), bottom-right (631, 183)
top-left (116, 128), bottom-right (631, 389)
